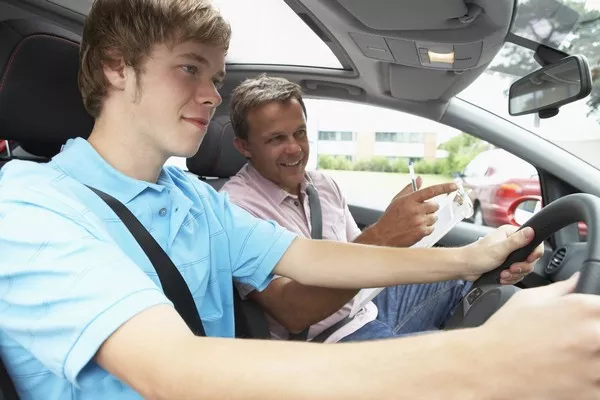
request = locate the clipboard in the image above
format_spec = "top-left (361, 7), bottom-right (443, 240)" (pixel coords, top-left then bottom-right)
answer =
top-left (349, 183), bottom-right (474, 318)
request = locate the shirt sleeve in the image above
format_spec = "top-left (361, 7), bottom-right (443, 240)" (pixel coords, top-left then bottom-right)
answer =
top-left (207, 189), bottom-right (297, 292)
top-left (0, 187), bottom-right (171, 387)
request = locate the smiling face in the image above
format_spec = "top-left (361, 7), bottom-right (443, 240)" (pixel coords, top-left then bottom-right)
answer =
top-left (115, 39), bottom-right (226, 159)
top-left (234, 98), bottom-right (309, 195)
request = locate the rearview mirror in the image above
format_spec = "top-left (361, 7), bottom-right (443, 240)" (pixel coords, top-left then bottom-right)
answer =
top-left (508, 55), bottom-right (592, 118)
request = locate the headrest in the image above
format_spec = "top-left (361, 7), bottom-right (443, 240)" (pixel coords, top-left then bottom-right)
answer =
top-left (186, 114), bottom-right (248, 178)
top-left (0, 19), bottom-right (93, 157)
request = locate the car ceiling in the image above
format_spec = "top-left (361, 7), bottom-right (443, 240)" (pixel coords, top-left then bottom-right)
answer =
top-left (3, 0), bottom-right (600, 200)
top-left (0, 0), bottom-right (516, 122)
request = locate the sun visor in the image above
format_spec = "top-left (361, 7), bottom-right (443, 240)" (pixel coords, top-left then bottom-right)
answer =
top-left (345, 0), bottom-right (511, 72)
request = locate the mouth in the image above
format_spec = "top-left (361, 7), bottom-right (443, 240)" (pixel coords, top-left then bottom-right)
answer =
top-left (280, 159), bottom-right (303, 168)
top-left (182, 117), bottom-right (209, 130)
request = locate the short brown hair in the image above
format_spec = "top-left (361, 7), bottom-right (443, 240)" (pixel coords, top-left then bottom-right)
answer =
top-left (79, 0), bottom-right (231, 118)
top-left (230, 74), bottom-right (307, 140)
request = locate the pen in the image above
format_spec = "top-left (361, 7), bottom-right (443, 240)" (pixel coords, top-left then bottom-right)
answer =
top-left (408, 161), bottom-right (417, 192)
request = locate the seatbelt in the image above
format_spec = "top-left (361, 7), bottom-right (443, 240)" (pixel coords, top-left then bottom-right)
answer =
top-left (0, 357), bottom-right (18, 400)
top-left (0, 186), bottom-right (216, 400)
top-left (88, 187), bottom-right (206, 337)
top-left (289, 184), bottom-right (323, 341)
top-left (306, 184), bottom-right (322, 241)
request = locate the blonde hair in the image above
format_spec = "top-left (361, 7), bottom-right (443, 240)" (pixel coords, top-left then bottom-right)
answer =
top-left (230, 74), bottom-right (307, 140)
top-left (79, 0), bottom-right (231, 117)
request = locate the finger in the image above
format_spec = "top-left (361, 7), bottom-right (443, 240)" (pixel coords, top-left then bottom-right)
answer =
top-left (419, 225), bottom-right (434, 237)
top-left (526, 243), bottom-right (545, 263)
top-left (424, 213), bottom-right (437, 227)
top-left (500, 273), bottom-right (524, 284)
top-left (394, 182), bottom-right (415, 200)
top-left (499, 224), bottom-right (519, 235)
top-left (500, 270), bottom-right (524, 280)
top-left (519, 272), bottom-right (580, 299)
top-left (500, 276), bottom-right (523, 285)
top-left (412, 182), bottom-right (458, 202)
top-left (508, 261), bottom-right (535, 275)
top-left (497, 226), bottom-right (535, 255)
top-left (392, 176), bottom-right (424, 201)
top-left (422, 201), bottom-right (440, 214)
top-left (414, 176), bottom-right (423, 190)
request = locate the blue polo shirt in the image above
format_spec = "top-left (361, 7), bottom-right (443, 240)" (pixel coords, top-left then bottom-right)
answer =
top-left (0, 138), bottom-right (296, 399)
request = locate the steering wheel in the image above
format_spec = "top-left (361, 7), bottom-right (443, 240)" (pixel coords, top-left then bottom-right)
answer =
top-left (444, 193), bottom-right (600, 329)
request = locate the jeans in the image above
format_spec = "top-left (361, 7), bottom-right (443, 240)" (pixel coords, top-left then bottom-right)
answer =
top-left (339, 280), bottom-right (472, 342)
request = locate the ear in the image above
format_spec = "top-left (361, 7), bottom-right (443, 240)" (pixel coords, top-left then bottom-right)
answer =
top-left (233, 137), bottom-right (252, 158)
top-left (102, 54), bottom-right (128, 91)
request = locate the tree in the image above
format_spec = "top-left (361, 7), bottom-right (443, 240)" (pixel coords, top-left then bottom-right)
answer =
top-left (437, 133), bottom-right (492, 174)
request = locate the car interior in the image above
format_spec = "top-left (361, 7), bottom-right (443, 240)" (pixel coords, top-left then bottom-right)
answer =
top-left (1, 0), bottom-right (599, 398)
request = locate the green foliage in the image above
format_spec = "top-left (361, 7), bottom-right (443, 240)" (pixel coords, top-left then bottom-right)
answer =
top-left (318, 133), bottom-right (489, 176)
top-left (437, 133), bottom-right (492, 175)
top-left (317, 155), bottom-right (352, 170)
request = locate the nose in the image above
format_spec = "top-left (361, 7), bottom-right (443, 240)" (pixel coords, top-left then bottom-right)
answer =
top-left (285, 138), bottom-right (302, 155)
top-left (195, 82), bottom-right (222, 109)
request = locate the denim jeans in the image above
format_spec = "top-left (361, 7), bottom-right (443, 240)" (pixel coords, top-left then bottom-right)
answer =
top-left (339, 280), bottom-right (472, 342)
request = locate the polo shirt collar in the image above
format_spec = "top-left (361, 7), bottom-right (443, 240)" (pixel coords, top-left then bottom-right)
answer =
top-left (245, 162), bottom-right (311, 204)
top-left (52, 138), bottom-right (168, 204)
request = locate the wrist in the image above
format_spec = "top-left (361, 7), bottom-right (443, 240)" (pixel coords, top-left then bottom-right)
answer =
top-left (355, 223), bottom-right (383, 245)
top-left (448, 246), bottom-right (475, 280)
top-left (463, 326), bottom-right (513, 400)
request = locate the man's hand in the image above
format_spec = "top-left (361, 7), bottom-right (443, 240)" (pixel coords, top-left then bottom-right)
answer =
top-left (475, 273), bottom-right (600, 399)
top-left (462, 225), bottom-right (543, 283)
top-left (362, 177), bottom-right (458, 247)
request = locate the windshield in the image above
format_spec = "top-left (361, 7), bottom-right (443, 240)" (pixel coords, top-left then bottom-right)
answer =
top-left (459, 0), bottom-right (600, 169)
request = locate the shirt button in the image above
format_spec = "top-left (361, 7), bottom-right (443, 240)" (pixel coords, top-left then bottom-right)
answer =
top-left (294, 201), bottom-right (299, 206)
top-left (159, 208), bottom-right (167, 217)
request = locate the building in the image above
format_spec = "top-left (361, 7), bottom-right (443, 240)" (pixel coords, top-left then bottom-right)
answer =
top-left (304, 98), bottom-right (457, 167)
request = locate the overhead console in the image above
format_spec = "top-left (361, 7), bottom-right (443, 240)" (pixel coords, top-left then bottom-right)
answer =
top-left (350, 33), bottom-right (484, 70)
top-left (339, 0), bottom-right (513, 73)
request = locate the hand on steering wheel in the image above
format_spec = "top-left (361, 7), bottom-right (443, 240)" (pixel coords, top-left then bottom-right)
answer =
top-left (463, 225), bottom-right (544, 284)
top-left (445, 193), bottom-right (600, 330)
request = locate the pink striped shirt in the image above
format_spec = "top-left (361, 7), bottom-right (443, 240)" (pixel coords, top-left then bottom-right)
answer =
top-left (221, 163), bottom-right (377, 342)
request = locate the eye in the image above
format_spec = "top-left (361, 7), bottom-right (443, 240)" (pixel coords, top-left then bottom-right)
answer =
top-left (267, 135), bottom-right (284, 143)
top-left (296, 129), bottom-right (307, 138)
top-left (181, 65), bottom-right (198, 75)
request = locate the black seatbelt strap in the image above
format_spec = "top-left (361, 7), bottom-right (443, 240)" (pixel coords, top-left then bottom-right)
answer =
top-left (0, 186), bottom-right (208, 400)
top-left (0, 356), bottom-right (19, 400)
top-left (88, 186), bottom-right (206, 337)
top-left (289, 183), bottom-right (323, 341)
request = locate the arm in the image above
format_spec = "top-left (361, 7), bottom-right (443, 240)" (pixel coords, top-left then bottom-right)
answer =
top-left (275, 224), bottom-right (541, 289)
top-left (221, 183), bottom-right (357, 333)
top-left (276, 237), bottom-right (469, 288)
top-left (97, 302), bottom-right (490, 400)
top-left (247, 278), bottom-right (357, 333)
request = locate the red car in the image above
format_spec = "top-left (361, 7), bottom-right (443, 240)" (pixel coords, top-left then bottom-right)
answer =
top-left (457, 149), bottom-right (540, 227)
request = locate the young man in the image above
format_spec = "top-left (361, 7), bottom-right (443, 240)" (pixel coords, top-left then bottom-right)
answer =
top-left (0, 1), bottom-right (598, 399)
top-left (222, 75), bottom-right (482, 342)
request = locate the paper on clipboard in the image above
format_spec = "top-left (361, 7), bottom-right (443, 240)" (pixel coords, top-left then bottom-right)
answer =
top-left (349, 184), bottom-right (474, 318)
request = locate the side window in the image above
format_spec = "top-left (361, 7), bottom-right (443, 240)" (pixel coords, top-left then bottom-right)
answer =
top-left (304, 98), bottom-right (543, 229)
